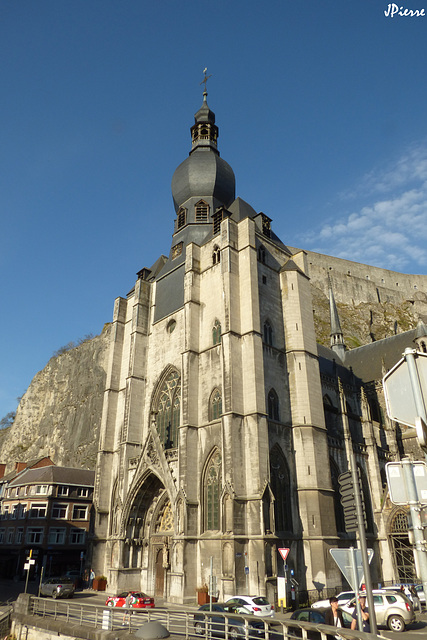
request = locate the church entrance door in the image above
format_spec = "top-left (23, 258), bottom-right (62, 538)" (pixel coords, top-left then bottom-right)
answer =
top-left (154, 547), bottom-right (164, 597)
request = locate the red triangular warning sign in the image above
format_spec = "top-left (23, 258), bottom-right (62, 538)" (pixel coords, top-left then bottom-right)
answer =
top-left (278, 548), bottom-right (289, 561)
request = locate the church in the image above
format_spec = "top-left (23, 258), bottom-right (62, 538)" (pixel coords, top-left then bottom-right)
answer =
top-left (92, 83), bottom-right (427, 604)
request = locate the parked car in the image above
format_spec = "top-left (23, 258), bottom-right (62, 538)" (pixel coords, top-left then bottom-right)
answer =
top-left (414, 584), bottom-right (425, 606)
top-left (311, 591), bottom-right (355, 609)
top-left (289, 608), bottom-right (353, 640)
top-left (194, 603), bottom-right (266, 638)
top-left (225, 596), bottom-right (274, 617)
top-left (105, 591), bottom-right (155, 608)
top-left (40, 577), bottom-right (75, 599)
top-left (341, 590), bottom-right (415, 632)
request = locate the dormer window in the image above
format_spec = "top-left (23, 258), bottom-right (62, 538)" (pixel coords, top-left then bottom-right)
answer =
top-left (195, 200), bottom-right (209, 222)
top-left (261, 214), bottom-right (271, 238)
top-left (177, 208), bottom-right (186, 229)
top-left (213, 211), bottom-right (223, 235)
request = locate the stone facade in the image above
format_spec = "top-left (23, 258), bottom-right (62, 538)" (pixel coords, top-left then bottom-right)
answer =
top-left (91, 94), bottom-right (427, 604)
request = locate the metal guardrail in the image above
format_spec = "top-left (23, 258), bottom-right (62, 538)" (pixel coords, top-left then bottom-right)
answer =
top-left (27, 597), bottom-right (379, 640)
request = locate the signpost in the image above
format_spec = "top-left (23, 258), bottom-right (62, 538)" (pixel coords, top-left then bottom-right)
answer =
top-left (330, 547), bottom-right (373, 591)
top-left (383, 348), bottom-right (427, 603)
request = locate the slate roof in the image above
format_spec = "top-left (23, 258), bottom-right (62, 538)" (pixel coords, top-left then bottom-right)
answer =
top-left (8, 466), bottom-right (95, 488)
top-left (343, 329), bottom-right (417, 383)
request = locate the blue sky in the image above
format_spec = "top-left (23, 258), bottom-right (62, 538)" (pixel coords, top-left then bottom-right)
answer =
top-left (1, 0), bottom-right (427, 419)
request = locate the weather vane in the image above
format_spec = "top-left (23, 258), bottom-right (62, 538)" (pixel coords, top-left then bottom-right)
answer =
top-left (200, 67), bottom-right (212, 93)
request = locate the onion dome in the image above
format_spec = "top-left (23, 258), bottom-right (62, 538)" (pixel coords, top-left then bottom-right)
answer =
top-left (171, 91), bottom-right (235, 213)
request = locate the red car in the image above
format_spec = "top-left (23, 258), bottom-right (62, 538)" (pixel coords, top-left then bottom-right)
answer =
top-left (105, 591), bottom-right (155, 608)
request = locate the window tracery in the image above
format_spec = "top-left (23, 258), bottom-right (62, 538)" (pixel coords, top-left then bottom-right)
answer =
top-left (156, 370), bottom-right (181, 449)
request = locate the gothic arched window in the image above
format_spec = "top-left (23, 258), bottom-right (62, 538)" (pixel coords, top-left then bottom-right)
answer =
top-left (264, 320), bottom-right (273, 346)
top-left (204, 450), bottom-right (222, 531)
top-left (270, 447), bottom-right (292, 533)
top-left (209, 388), bottom-right (222, 421)
top-left (213, 319), bottom-right (221, 346)
top-left (156, 370), bottom-right (181, 449)
top-left (268, 388), bottom-right (279, 421)
top-left (213, 245), bottom-right (221, 265)
top-left (330, 458), bottom-right (346, 534)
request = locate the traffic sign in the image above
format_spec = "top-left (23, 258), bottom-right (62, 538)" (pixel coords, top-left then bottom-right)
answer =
top-left (278, 548), bottom-right (289, 562)
top-left (330, 548), bottom-right (374, 591)
top-left (386, 460), bottom-right (427, 505)
top-left (383, 351), bottom-right (427, 428)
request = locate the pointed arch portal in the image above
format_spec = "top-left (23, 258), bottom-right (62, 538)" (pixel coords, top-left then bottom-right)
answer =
top-left (123, 473), bottom-right (175, 596)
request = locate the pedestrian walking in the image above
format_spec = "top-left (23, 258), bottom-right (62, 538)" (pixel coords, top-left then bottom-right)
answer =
top-left (123, 591), bottom-right (134, 625)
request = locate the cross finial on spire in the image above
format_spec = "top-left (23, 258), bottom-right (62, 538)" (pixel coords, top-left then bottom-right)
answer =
top-left (200, 67), bottom-right (212, 98)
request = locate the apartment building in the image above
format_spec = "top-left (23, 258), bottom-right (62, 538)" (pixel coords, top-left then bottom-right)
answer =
top-left (0, 463), bottom-right (94, 579)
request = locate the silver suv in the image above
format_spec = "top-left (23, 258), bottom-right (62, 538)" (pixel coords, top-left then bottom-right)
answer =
top-left (40, 577), bottom-right (75, 599)
top-left (342, 590), bottom-right (415, 632)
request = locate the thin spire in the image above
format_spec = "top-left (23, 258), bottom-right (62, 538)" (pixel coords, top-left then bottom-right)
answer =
top-left (328, 276), bottom-right (346, 361)
top-left (200, 67), bottom-right (212, 102)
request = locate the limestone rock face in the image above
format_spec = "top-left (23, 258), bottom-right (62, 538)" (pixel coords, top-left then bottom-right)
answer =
top-left (0, 324), bottom-right (111, 472)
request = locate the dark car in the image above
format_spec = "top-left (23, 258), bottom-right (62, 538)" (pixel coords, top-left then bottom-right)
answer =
top-left (289, 607), bottom-right (352, 640)
top-left (194, 603), bottom-right (266, 639)
top-left (40, 577), bottom-right (75, 599)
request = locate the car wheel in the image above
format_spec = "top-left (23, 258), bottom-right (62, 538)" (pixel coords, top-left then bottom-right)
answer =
top-left (194, 622), bottom-right (204, 635)
top-left (107, 601), bottom-right (113, 607)
top-left (52, 592), bottom-right (58, 600)
top-left (230, 627), bottom-right (242, 639)
top-left (387, 615), bottom-right (405, 632)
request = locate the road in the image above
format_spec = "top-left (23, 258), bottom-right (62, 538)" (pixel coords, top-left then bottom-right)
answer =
top-left (1, 580), bottom-right (427, 639)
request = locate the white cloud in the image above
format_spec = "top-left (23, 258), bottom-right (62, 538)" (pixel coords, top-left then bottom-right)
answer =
top-left (298, 142), bottom-right (427, 273)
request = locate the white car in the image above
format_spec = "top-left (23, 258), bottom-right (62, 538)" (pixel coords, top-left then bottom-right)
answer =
top-left (224, 596), bottom-right (274, 617)
top-left (312, 590), bottom-right (355, 609)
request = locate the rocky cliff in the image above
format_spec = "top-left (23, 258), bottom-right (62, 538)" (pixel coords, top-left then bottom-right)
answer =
top-left (0, 324), bottom-right (111, 472)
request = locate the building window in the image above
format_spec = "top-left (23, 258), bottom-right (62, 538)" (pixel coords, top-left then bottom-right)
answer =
top-left (177, 207), bottom-right (186, 229)
top-left (29, 503), bottom-right (47, 518)
top-left (258, 245), bottom-right (266, 264)
top-left (26, 527), bottom-right (43, 544)
top-left (268, 388), bottom-right (279, 421)
top-left (212, 320), bottom-right (221, 346)
top-left (70, 528), bottom-right (86, 544)
top-left (213, 211), bottom-right (223, 235)
top-left (212, 245), bottom-right (221, 265)
top-left (12, 504), bottom-right (26, 519)
top-left (209, 389), bottom-right (222, 421)
top-left (0, 529), bottom-right (5, 543)
top-left (263, 320), bottom-right (273, 346)
top-left (155, 370), bottom-right (181, 449)
top-left (57, 486), bottom-right (69, 496)
top-left (261, 214), bottom-right (271, 238)
top-left (48, 527), bottom-right (66, 544)
top-left (270, 447), bottom-right (292, 533)
top-left (77, 488), bottom-right (89, 498)
top-left (195, 200), bottom-right (209, 222)
top-left (7, 528), bottom-right (14, 544)
top-left (16, 527), bottom-right (23, 544)
top-left (34, 485), bottom-right (48, 495)
top-left (72, 505), bottom-right (88, 520)
top-left (52, 503), bottom-right (68, 519)
top-left (205, 450), bottom-right (222, 531)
